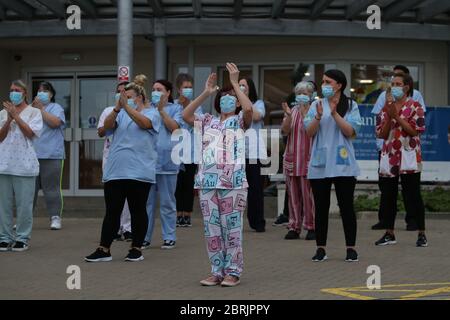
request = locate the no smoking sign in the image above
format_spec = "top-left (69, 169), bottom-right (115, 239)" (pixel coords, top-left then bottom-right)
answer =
top-left (118, 66), bottom-right (130, 82)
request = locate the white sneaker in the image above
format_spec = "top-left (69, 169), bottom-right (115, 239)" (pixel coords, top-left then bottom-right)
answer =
top-left (50, 216), bottom-right (62, 230)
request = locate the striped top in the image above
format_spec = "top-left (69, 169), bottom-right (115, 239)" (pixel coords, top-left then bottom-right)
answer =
top-left (283, 106), bottom-right (312, 177)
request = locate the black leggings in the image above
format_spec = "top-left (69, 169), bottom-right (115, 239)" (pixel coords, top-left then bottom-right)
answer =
top-left (377, 151), bottom-right (416, 225)
top-left (310, 177), bottom-right (357, 247)
top-left (379, 173), bottom-right (425, 231)
top-left (175, 164), bottom-right (197, 213)
top-left (100, 179), bottom-right (151, 249)
top-left (245, 160), bottom-right (265, 230)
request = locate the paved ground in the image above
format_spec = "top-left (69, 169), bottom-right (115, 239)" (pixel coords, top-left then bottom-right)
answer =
top-left (1, 211), bottom-right (450, 300)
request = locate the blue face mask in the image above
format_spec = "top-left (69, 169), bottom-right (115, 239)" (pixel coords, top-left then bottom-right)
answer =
top-left (37, 91), bottom-right (50, 105)
top-left (321, 85), bottom-right (335, 99)
top-left (181, 88), bottom-right (193, 100)
top-left (10, 91), bottom-right (24, 106)
top-left (127, 98), bottom-right (137, 109)
top-left (312, 92), bottom-right (318, 101)
top-left (391, 86), bottom-right (405, 101)
top-left (152, 91), bottom-right (163, 105)
top-left (115, 93), bottom-right (121, 103)
top-left (295, 94), bottom-right (311, 105)
top-left (220, 95), bottom-right (237, 114)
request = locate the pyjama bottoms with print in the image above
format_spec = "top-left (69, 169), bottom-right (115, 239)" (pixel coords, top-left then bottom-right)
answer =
top-left (199, 188), bottom-right (248, 278)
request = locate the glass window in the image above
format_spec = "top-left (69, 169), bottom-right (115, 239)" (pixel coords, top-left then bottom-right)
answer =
top-left (79, 77), bottom-right (116, 129)
top-left (262, 66), bottom-right (293, 126)
top-left (351, 64), bottom-right (420, 104)
top-left (79, 140), bottom-right (104, 189)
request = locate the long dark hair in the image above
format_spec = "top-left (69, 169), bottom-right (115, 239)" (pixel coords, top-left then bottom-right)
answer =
top-left (324, 69), bottom-right (351, 117)
top-left (241, 77), bottom-right (258, 103)
top-left (39, 81), bottom-right (56, 103)
top-left (154, 79), bottom-right (174, 103)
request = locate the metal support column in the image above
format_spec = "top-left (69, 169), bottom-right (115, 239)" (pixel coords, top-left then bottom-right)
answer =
top-left (154, 18), bottom-right (167, 80)
top-left (117, 0), bottom-right (133, 78)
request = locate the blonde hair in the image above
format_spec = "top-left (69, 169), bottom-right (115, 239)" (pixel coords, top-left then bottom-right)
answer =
top-left (126, 74), bottom-right (148, 102)
top-left (11, 79), bottom-right (28, 103)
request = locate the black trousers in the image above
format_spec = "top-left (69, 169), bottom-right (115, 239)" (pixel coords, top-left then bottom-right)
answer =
top-left (175, 164), bottom-right (197, 213)
top-left (377, 152), bottom-right (416, 225)
top-left (100, 179), bottom-right (151, 249)
top-left (379, 173), bottom-right (425, 231)
top-left (245, 160), bottom-right (265, 230)
top-left (310, 177), bottom-right (357, 247)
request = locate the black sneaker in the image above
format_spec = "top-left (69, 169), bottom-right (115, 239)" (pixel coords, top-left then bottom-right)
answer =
top-left (305, 230), bottom-right (316, 241)
top-left (255, 227), bottom-right (265, 233)
top-left (371, 222), bottom-right (387, 230)
top-left (312, 248), bottom-right (328, 262)
top-left (12, 241), bottom-right (28, 252)
top-left (141, 241), bottom-right (151, 250)
top-left (375, 232), bottom-right (397, 246)
top-left (272, 214), bottom-right (289, 227)
top-left (406, 221), bottom-right (418, 231)
top-left (85, 248), bottom-right (112, 262)
top-left (123, 231), bottom-right (132, 242)
top-left (345, 248), bottom-right (359, 262)
top-left (112, 234), bottom-right (122, 241)
top-left (125, 248), bottom-right (144, 262)
top-left (284, 230), bottom-right (300, 240)
top-left (0, 242), bottom-right (11, 252)
top-left (416, 233), bottom-right (428, 247)
top-left (161, 240), bottom-right (176, 249)
top-left (183, 216), bottom-right (192, 227)
top-left (176, 216), bottom-right (185, 227)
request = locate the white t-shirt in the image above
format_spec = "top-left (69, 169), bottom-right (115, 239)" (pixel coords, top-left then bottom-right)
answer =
top-left (98, 106), bottom-right (115, 170)
top-left (0, 106), bottom-right (43, 176)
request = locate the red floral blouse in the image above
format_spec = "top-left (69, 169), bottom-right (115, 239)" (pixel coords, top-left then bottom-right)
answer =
top-left (376, 98), bottom-right (426, 177)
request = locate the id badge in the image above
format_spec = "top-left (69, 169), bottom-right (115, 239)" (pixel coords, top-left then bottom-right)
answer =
top-left (311, 147), bottom-right (326, 168)
top-left (336, 145), bottom-right (350, 166)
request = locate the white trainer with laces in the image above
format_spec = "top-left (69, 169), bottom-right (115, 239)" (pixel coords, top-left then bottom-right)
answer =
top-left (50, 216), bottom-right (62, 230)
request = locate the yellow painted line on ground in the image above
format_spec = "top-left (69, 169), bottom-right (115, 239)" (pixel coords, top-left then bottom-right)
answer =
top-left (348, 289), bottom-right (428, 293)
top-left (322, 282), bottom-right (450, 300)
top-left (321, 288), bottom-right (376, 300)
top-left (397, 286), bottom-right (450, 300)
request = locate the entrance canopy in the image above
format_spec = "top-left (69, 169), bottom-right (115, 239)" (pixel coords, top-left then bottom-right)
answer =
top-left (0, 0), bottom-right (450, 40)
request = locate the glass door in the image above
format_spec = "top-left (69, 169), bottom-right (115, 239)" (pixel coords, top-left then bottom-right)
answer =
top-left (75, 75), bottom-right (117, 194)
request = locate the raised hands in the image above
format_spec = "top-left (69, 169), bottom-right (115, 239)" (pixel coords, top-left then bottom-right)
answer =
top-left (118, 91), bottom-right (127, 109)
top-left (387, 102), bottom-right (398, 120)
top-left (3, 101), bottom-right (18, 121)
top-left (316, 100), bottom-right (324, 118)
top-left (226, 63), bottom-right (240, 86)
top-left (32, 97), bottom-right (44, 110)
top-left (329, 96), bottom-right (339, 116)
top-left (204, 73), bottom-right (218, 96)
top-left (157, 93), bottom-right (169, 112)
top-left (386, 86), bottom-right (394, 105)
top-left (282, 102), bottom-right (292, 117)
